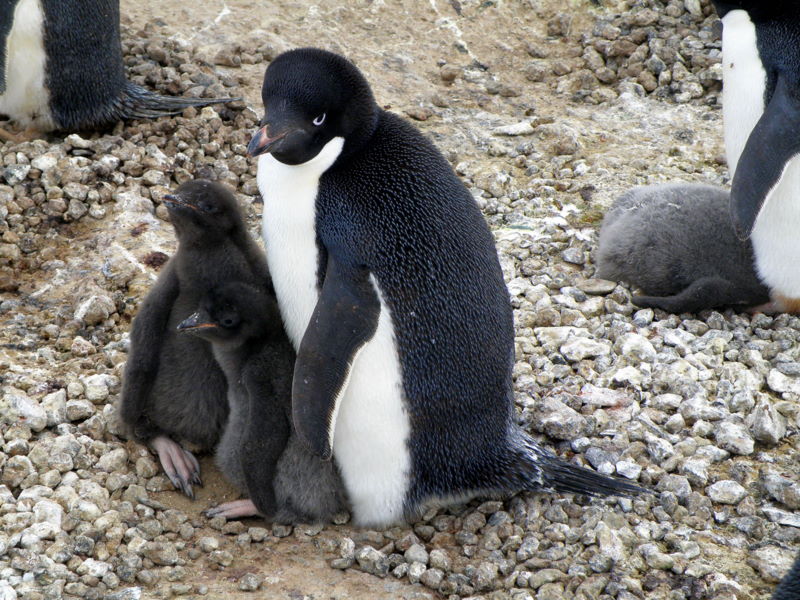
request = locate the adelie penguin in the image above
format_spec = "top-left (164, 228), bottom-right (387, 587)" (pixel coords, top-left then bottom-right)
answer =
top-left (178, 282), bottom-right (346, 523)
top-left (119, 180), bottom-right (269, 499)
top-left (248, 47), bottom-right (644, 527)
top-left (0, 0), bottom-right (234, 140)
top-left (712, 2), bottom-right (800, 313)
top-left (595, 183), bottom-right (770, 313)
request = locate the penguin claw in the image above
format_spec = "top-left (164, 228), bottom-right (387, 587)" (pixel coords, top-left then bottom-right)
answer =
top-left (204, 499), bottom-right (259, 520)
top-left (150, 436), bottom-right (202, 499)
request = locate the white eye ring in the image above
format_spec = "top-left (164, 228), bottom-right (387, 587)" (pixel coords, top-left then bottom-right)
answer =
top-left (312, 113), bottom-right (326, 126)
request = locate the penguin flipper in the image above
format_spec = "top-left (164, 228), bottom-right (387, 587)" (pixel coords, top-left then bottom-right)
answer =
top-left (292, 256), bottom-right (380, 460)
top-left (119, 261), bottom-right (180, 441)
top-left (731, 74), bottom-right (800, 239)
top-left (237, 360), bottom-right (292, 518)
top-left (0, 0), bottom-right (21, 94)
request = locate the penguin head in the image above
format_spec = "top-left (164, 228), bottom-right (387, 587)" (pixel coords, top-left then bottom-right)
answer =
top-left (163, 180), bottom-right (244, 239)
top-left (177, 282), bottom-right (280, 348)
top-left (248, 48), bottom-right (379, 165)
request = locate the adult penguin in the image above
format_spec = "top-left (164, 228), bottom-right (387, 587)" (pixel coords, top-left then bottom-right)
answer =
top-left (249, 48), bottom-right (642, 527)
top-left (713, 2), bottom-right (800, 312)
top-left (0, 0), bottom-right (233, 140)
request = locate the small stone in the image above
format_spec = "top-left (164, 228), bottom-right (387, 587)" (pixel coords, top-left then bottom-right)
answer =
top-left (355, 546), bottom-right (389, 577)
top-left (749, 545), bottom-right (796, 583)
top-left (493, 122), bottom-right (534, 136)
top-left (577, 279), bottom-right (616, 295)
top-left (714, 422), bottom-right (754, 455)
top-left (404, 543), bottom-right (429, 565)
top-left (141, 542), bottom-right (179, 566)
top-left (238, 573), bottom-right (262, 591)
top-left (199, 537), bottom-right (219, 553)
top-left (70, 336), bottom-right (96, 356)
top-left (420, 568), bottom-right (444, 589)
top-left (707, 480), bottom-right (747, 505)
top-left (560, 337), bottom-right (611, 361)
top-left (749, 401), bottom-right (786, 445)
top-left (407, 561), bottom-right (426, 584)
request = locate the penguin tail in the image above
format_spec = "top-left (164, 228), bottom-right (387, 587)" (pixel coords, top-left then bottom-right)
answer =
top-left (114, 82), bottom-right (240, 120)
top-left (512, 431), bottom-right (646, 498)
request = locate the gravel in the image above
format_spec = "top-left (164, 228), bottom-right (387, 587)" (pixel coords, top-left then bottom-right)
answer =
top-left (0, 0), bottom-right (798, 599)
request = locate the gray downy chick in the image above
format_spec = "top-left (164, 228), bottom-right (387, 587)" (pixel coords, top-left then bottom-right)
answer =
top-left (179, 281), bottom-right (347, 523)
top-left (119, 180), bottom-right (269, 499)
top-left (595, 183), bottom-right (770, 313)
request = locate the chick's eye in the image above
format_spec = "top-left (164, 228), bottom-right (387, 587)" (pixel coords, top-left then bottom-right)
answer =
top-left (312, 113), bottom-right (326, 126)
top-left (222, 318), bottom-right (235, 327)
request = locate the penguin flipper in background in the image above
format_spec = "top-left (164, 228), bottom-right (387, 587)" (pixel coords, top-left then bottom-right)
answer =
top-left (292, 256), bottom-right (381, 460)
top-left (731, 74), bottom-right (800, 239)
top-left (0, 0), bottom-right (21, 95)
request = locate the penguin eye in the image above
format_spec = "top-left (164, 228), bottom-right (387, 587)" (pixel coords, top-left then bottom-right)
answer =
top-left (199, 202), bottom-right (218, 214)
top-left (222, 317), bottom-right (235, 328)
top-left (312, 113), bottom-right (326, 126)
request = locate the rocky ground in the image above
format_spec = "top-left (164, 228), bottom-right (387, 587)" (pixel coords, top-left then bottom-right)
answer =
top-left (1, 0), bottom-right (798, 598)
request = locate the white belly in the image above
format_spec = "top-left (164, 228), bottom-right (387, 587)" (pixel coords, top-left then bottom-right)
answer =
top-left (751, 157), bottom-right (800, 297)
top-left (721, 9), bottom-right (766, 175)
top-left (259, 137), bottom-right (411, 526)
top-left (0, 0), bottom-right (53, 129)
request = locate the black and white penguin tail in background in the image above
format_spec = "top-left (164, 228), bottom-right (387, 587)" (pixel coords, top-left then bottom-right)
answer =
top-left (76, 80), bottom-right (235, 126)
top-left (0, 0), bottom-right (238, 134)
top-left (510, 430), bottom-right (645, 498)
top-left (729, 73), bottom-right (800, 240)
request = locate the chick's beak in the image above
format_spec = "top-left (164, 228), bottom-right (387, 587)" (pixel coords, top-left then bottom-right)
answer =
top-left (177, 312), bottom-right (217, 332)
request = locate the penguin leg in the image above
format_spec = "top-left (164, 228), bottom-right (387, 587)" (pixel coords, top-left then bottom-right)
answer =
top-left (150, 435), bottom-right (202, 499)
top-left (633, 276), bottom-right (769, 313)
top-left (204, 499), bottom-right (259, 520)
top-left (292, 255), bottom-right (381, 459)
top-left (0, 125), bottom-right (40, 143)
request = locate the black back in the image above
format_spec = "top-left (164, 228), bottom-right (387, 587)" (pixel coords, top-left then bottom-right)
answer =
top-left (317, 109), bottom-right (517, 510)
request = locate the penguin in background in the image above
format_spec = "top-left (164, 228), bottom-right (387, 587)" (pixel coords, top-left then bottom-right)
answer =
top-left (119, 180), bottom-right (269, 499)
top-left (178, 282), bottom-right (346, 523)
top-left (772, 550), bottom-right (800, 599)
top-left (712, 2), bottom-right (800, 312)
top-left (0, 0), bottom-right (234, 140)
top-left (595, 183), bottom-right (770, 313)
top-left (248, 48), bottom-right (643, 528)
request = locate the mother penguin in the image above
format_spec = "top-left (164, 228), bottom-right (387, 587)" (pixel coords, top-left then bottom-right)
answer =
top-left (249, 48), bottom-right (640, 527)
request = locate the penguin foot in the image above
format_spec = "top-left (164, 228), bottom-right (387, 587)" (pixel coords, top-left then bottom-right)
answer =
top-left (150, 435), bottom-right (202, 499)
top-left (203, 499), bottom-right (259, 520)
top-left (0, 125), bottom-right (39, 144)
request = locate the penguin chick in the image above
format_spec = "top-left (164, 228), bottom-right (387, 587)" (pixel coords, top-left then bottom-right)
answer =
top-left (119, 179), bottom-right (269, 499)
top-left (595, 183), bottom-right (770, 313)
top-left (0, 0), bottom-right (235, 138)
top-left (772, 550), bottom-right (800, 600)
top-left (250, 47), bottom-right (643, 527)
top-left (178, 282), bottom-right (346, 523)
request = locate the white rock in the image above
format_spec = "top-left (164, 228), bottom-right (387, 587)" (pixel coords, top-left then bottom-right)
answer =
top-left (706, 480), bottom-right (746, 504)
top-left (0, 390), bottom-right (47, 432)
top-left (616, 333), bottom-right (657, 363)
top-left (560, 337), bottom-right (611, 361)
top-left (41, 390), bottom-right (67, 427)
top-left (493, 121), bottom-right (534, 136)
top-left (714, 421), bottom-right (754, 455)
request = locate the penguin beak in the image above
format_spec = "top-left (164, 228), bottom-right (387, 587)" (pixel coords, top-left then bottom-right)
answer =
top-left (163, 194), bottom-right (199, 212)
top-left (247, 126), bottom-right (288, 157)
top-left (177, 312), bottom-right (217, 332)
